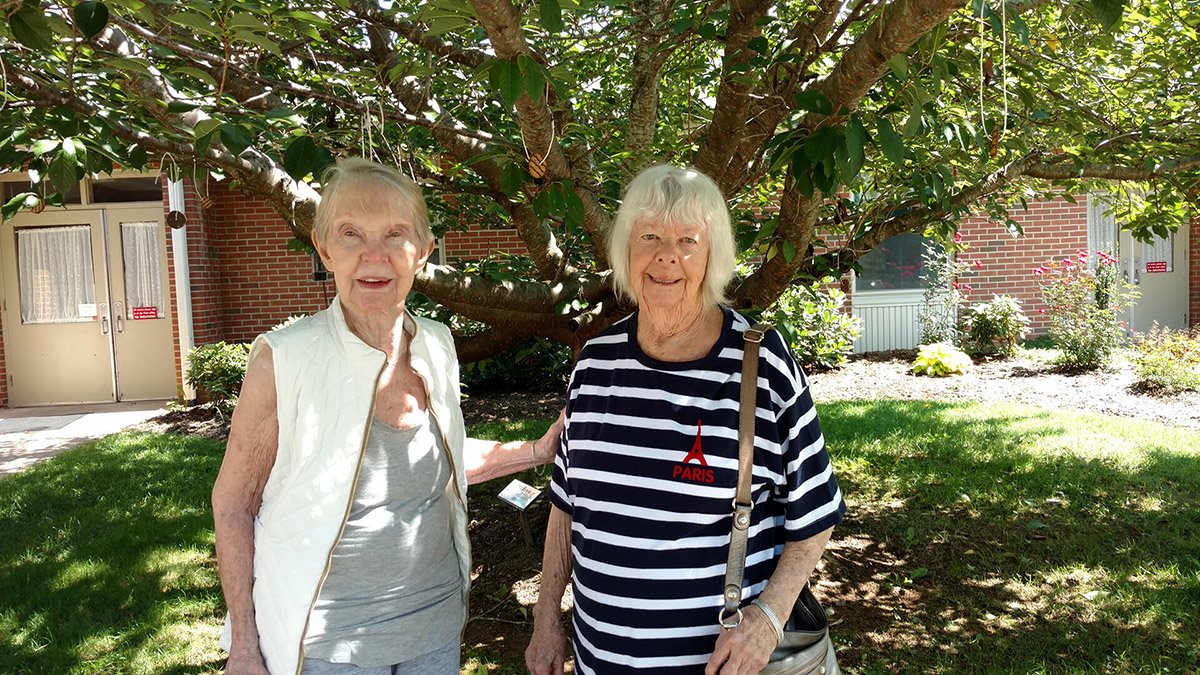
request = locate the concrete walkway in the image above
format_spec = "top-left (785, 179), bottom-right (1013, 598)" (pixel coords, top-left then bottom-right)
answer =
top-left (0, 401), bottom-right (169, 478)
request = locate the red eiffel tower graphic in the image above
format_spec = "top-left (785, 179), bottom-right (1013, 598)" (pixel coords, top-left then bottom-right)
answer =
top-left (681, 420), bottom-right (707, 466)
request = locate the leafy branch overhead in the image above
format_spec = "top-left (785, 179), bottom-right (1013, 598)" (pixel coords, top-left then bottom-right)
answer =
top-left (2, 0), bottom-right (1197, 359)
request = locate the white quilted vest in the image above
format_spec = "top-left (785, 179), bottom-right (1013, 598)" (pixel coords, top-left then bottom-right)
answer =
top-left (218, 297), bottom-right (470, 675)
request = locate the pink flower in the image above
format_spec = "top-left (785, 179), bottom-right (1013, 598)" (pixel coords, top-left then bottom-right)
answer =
top-left (952, 282), bottom-right (960, 289)
top-left (974, 260), bottom-right (983, 268)
top-left (963, 284), bottom-right (973, 291)
top-left (1063, 258), bottom-right (1075, 266)
top-left (1119, 321), bottom-right (1126, 328)
top-left (1038, 309), bottom-right (1046, 314)
top-left (954, 232), bottom-right (963, 243)
top-left (1033, 269), bottom-right (1043, 275)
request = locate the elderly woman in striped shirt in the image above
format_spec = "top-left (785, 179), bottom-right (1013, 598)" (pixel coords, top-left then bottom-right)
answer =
top-left (526, 165), bottom-right (846, 675)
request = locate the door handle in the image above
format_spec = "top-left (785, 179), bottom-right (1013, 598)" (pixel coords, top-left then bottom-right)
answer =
top-left (99, 302), bottom-right (109, 335)
top-left (114, 302), bottom-right (125, 333)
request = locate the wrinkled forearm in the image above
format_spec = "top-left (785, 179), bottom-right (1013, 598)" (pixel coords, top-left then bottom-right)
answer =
top-left (212, 490), bottom-right (263, 653)
top-left (755, 526), bottom-right (835, 620)
top-left (534, 506), bottom-right (573, 622)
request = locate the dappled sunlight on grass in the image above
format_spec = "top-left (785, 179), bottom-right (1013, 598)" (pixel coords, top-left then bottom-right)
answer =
top-left (818, 399), bottom-right (1200, 673)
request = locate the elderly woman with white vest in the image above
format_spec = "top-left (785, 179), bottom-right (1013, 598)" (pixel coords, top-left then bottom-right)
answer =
top-left (212, 158), bottom-right (562, 675)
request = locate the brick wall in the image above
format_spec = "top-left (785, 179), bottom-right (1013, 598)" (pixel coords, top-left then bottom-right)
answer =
top-left (954, 196), bottom-right (1091, 335)
top-left (207, 183), bottom-right (328, 343)
top-left (443, 228), bottom-right (529, 261)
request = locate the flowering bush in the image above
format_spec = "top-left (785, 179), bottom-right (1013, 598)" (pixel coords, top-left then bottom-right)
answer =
top-left (1133, 324), bottom-right (1200, 391)
top-left (918, 231), bottom-right (972, 345)
top-left (763, 277), bottom-right (863, 370)
top-left (1034, 250), bottom-right (1138, 369)
top-left (911, 342), bottom-right (973, 377)
top-left (963, 295), bottom-right (1030, 357)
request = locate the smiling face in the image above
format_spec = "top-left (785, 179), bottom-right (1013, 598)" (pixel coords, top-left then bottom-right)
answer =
top-left (314, 188), bottom-right (434, 320)
top-left (627, 218), bottom-right (710, 319)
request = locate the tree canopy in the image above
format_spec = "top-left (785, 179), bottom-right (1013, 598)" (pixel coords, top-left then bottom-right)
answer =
top-left (2, 0), bottom-right (1198, 357)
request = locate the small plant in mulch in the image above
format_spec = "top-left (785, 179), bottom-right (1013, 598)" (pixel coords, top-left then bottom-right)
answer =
top-left (912, 342), bottom-right (972, 377)
top-left (1132, 324), bottom-right (1200, 393)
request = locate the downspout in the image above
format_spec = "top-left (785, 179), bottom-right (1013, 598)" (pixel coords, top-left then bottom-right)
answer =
top-left (168, 179), bottom-right (197, 402)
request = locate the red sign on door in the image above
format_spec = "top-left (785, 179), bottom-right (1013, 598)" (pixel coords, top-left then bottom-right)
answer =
top-left (1145, 261), bottom-right (1168, 274)
top-left (131, 306), bottom-right (158, 320)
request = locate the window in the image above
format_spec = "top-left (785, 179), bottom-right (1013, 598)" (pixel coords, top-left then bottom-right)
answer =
top-left (121, 221), bottom-right (165, 318)
top-left (91, 177), bottom-right (163, 203)
top-left (2, 180), bottom-right (82, 204)
top-left (854, 233), bottom-right (935, 292)
top-left (16, 225), bottom-right (97, 324)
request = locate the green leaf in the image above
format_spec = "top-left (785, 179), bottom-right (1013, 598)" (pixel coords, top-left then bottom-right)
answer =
top-left (564, 189), bottom-right (584, 232)
top-left (876, 118), bottom-right (906, 165)
top-left (3, 193), bottom-right (39, 221)
top-left (488, 59), bottom-right (523, 107)
top-left (220, 124), bottom-right (254, 156)
top-left (499, 162), bottom-right (525, 196)
top-left (74, 1), bottom-right (109, 39)
top-left (902, 102), bottom-right (924, 139)
top-left (1026, 520), bottom-right (1047, 530)
top-left (782, 240), bottom-right (796, 263)
top-left (283, 136), bottom-right (321, 181)
top-left (166, 101), bottom-right (200, 113)
top-left (30, 139), bottom-right (61, 156)
top-left (232, 29), bottom-right (281, 55)
top-left (105, 57), bottom-right (154, 76)
top-left (846, 117), bottom-right (868, 179)
top-left (175, 66), bottom-right (218, 87)
top-left (539, 0), bottom-right (563, 33)
top-left (10, 8), bottom-right (55, 51)
top-left (1091, 0), bottom-right (1126, 30)
top-left (61, 137), bottom-right (85, 165)
top-left (168, 11), bottom-right (219, 37)
top-left (265, 106), bottom-right (301, 119)
top-left (886, 53), bottom-right (908, 79)
top-left (793, 90), bottom-right (832, 115)
top-left (521, 59), bottom-right (546, 104)
top-left (48, 154), bottom-right (79, 195)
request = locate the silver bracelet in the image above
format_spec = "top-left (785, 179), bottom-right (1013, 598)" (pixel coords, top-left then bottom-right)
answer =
top-left (751, 597), bottom-right (784, 645)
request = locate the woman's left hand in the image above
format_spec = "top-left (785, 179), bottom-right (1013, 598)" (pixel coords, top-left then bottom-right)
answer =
top-left (704, 604), bottom-right (779, 675)
top-left (533, 408), bottom-right (566, 465)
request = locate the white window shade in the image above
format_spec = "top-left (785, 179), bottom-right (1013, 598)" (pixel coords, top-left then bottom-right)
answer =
top-left (17, 225), bottom-right (97, 324)
top-left (121, 221), bottom-right (164, 317)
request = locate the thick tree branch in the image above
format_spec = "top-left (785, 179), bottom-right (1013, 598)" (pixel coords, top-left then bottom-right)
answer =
top-left (814, 0), bottom-right (966, 121)
top-left (414, 265), bottom-right (611, 313)
top-left (472, 0), bottom-right (606, 271)
top-left (693, 0), bottom-right (774, 189)
top-left (621, 0), bottom-right (678, 176)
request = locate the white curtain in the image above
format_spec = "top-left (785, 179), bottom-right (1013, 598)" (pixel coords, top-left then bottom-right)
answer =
top-left (121, 221), bottom-right (164, 317)
top-left (1142, 233), bottom-right (1173, 273)
top-left (1086, 195), bottom-right (1117, 269)
top-left (17, 226), bottom-right (96, 324)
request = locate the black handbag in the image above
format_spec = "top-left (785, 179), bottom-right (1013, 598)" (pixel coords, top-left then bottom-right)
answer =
top-left (720, 324), bottom-right (840, 675)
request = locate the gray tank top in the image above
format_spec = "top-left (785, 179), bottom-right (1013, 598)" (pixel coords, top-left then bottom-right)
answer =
top-left (303, 410), bottom-right (463, 667)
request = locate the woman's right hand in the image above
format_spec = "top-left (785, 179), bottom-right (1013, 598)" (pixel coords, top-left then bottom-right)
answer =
top-left (525, 610), bottom-right (568, 675)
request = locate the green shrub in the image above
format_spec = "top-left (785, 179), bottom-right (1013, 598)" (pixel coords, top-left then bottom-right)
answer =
top-left (461, 337), bottom-right (574, 393)
top-left (763, 277), bottom-right (863, 370)
top-left (1133, 324), bottom-right (1200, 391)
top-left (963, 295), bottom-right (1030, 357)
top-left (1034, 252), bottom-right (1138, 369)
top-left (912, 342), bottom-right (972, 377)
top-left (186, 342), bottom-right (251, 405)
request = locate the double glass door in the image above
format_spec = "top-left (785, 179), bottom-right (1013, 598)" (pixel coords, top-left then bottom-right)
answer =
top-left (1, 207), bottom-right (176, 406)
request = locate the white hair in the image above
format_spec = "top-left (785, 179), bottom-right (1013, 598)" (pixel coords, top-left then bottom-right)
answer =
top-left (608, 165), bottom-right (735, 307)
top-left (313, 157), bottom-right (433, 248)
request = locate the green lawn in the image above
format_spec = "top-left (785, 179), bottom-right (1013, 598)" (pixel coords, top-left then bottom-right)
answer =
top-left (1, 401), bottom-right (1197, 674)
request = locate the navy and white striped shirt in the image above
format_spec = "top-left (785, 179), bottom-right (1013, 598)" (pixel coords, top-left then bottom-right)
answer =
top-left (550, 308), bottom-right (846, 674)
